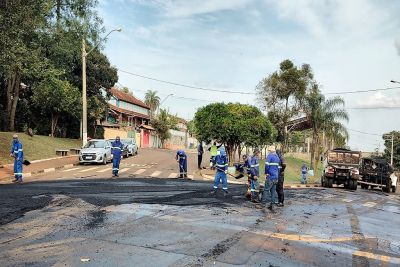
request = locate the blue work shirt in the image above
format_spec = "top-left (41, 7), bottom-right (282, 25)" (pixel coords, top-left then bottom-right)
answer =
top-left (265, 152), bottom-right (281, 180)
top-left (301, 165), bottom-right (308, 174)
top-left (249, 155), bottom-right (259, 177)
top-left (111, 140), bottom-right (124, 158)
top-left (213, 154), bottom-right (228, 172)
top-left (10, 140), bottom-right (23, 161)
top-left (176, 150), bottom-right (186, 162)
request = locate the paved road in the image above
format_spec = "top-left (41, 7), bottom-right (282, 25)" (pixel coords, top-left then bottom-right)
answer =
top-left (1, 148), bottom-right (212, 184)
top-left (0, 177), bottom-right (399, 267)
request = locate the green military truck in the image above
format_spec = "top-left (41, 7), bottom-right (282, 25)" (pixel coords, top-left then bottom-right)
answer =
top-left (321, 148), bottom-right (361, 190)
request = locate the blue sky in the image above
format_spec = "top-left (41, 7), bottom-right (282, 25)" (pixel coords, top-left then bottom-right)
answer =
top-left (98, 0), bottom-right (400, 152)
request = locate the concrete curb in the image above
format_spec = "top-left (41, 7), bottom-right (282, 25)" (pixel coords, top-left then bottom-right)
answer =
top-left (0, 162), bottom-right (80, 182)
top-left (199, 170), bottom-right (322, 188)
top-left (0, 155), bottom-right (77, 168)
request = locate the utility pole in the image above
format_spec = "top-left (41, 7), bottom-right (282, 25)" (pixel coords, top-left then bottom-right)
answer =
top-left (82, 38), bottom-right (88, 146)
top-left (81, 28), bottom-right (121, 146)
top-left (391, 133), bottom-right (394, 165)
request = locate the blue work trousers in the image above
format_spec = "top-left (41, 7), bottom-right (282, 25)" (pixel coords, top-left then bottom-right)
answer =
top-left (250, 177), bottom-right (260, 199)
top-left (263, 178), bottom-right (278, 205)
top-left (213, 171), bottom-right (228, 191)
top-left (179, 159), bottom-right (187, 177)
top-left (112, 156), bottom-right (121, 175)
top-left (14, 159), bottom-right (23, 181)
top-left (301, 173), bottom-right (307, 184)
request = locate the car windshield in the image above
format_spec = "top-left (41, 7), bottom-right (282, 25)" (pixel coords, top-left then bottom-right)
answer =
top-left (84, 141), bottom-right (105, 148)
top-left (122, 139), bottom-right (133, 144)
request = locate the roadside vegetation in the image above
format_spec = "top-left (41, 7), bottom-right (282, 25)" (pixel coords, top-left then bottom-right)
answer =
top-left (0, 132), bottom-right (80, 164)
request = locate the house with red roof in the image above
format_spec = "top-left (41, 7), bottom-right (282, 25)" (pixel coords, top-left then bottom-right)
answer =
top-left (100, 87), bottom-right (154, 148)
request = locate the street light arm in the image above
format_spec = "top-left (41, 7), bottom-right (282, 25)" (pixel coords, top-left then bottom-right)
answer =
top-left (160, 94), bottom-right (173, 106)
top-left (86, 28), bottom-right (121, 55)
top-left (391, 80), bottom-right (400, 84)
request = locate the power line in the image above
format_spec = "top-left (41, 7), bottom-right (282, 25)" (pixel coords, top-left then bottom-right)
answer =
top-left (346, 106), bottom-right (400, 110)
top-left (119, 81), bottom-right (400, 110)
top-left (325, 86), bottom-right (400, 95)
top-left (119, 68), bottom-right (400, 96)
top-left (348, 128), bottom-right (381, 136)
top-left (118, 67), bottom-right (400, 97)
top-left (117, 68), bottom-right (254, 95)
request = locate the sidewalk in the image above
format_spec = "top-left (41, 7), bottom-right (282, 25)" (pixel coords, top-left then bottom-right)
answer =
top-left (0, 156), bottom-right (79, 182)
top-left (199, 169), bottom-right (321, 188)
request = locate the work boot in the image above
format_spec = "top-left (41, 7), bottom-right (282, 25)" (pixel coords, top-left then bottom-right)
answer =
top-left (277, 202), bottom-right (284, 207)
top-left (12, 179), bottom-right (18, 183)
top-left (210, 189), bottom-right (217, 194)
top-left (267, 204), bottom-right (273, 211)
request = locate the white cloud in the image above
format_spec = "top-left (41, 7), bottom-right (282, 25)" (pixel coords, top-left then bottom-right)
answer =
top-left (355, 92), bottom-right (400, 108)
top-left (396, 38), bottom-right (400, 55)
top-left (160, 0), bottom-right (252, 18)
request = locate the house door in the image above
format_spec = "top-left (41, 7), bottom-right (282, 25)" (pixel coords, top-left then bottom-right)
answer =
top-left (143, 130), bottom-right (150, 147)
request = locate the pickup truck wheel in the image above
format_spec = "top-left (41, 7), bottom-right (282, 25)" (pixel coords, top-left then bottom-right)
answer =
top-left (350, 180), bottom-right (357, 190)
top-left (384, 179), bottom-right (392, 193)
top-left (326, 178), bottom-right (333, 188)
top-left (321, 176), bottom-right (325, 187)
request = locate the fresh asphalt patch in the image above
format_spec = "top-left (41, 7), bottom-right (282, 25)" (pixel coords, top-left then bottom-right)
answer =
top-left (0, 178), bottom-right (247, 225)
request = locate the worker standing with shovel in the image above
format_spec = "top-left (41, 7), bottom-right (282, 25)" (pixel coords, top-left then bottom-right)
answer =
top-left (176, 149), bottom-right (188, 178)
top-left (210, 148), bottom-right (229, 196)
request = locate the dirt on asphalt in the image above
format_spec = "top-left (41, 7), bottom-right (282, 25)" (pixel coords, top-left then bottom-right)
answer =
top-left (0, 178), bottom-right (245, 225)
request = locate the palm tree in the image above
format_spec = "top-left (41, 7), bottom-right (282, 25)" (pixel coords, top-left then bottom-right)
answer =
top-left (144, 90), bottom-right (160, 119)
top-left (303, 84), bottom-right (349, 172)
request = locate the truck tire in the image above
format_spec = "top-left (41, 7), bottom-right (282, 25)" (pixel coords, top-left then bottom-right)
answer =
top-left (326, 178), bottom-right (333, 188)
top-left (361, 183), bottom-right (368, 190)
top-left (350, 180), bottom-right (357, 190)
top-left (384, 179), bottom-right (392, 193)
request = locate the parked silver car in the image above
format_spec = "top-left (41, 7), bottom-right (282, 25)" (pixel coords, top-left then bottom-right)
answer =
top-left (122, 138), bottom-right (138, 156)
top-left (79, 139), bottom-right (112, 165)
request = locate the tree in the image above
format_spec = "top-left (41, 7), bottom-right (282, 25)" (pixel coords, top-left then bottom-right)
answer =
top-left (382, 131), bottom-right (400, 169)
top-left (257, 59), bottom-right (313, 150)
top-left (144, 90), bottom-right (160, 119)
top-left (0, 0), bottom-right (49, 131)
top-left (0, 0), bottom-right (117, 137)
top-left (186, 120), bottom-right (196, 137)
top-left (151, 109), bottom-right (178, 148)
top-left (32, 77), bottom-right (80, 137)
top-left (193, 103), bottom-right (275, 164)
top-left (302, 84), bottom-right (348, 171)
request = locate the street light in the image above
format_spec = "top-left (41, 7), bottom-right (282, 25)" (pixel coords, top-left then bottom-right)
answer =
top-left (383, 134), bottom-right (394, 165)
top-left (157, 94), bottom-right (173, 115)
top-left (82, 28), bottom-right (121, 146)
top-left (391, 80), bottom-right (400, 84)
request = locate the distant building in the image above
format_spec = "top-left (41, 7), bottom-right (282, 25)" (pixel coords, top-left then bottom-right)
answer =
top-left (100, 87), bottom-right (154, 147)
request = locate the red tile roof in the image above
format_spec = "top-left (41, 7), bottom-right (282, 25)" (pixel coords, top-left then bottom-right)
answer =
top-left (109, 104), bottom-right (150, 120)
top-left (111, 87), bottom-right (150, 109)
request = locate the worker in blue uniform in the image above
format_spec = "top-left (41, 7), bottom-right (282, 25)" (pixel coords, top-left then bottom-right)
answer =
top-left (263, 146), bottom-right (281, 210)
top-left (249, 148), bottom-right (261, 202)
top-left (111, 136), bottom-right (124, 177)
top-left (211, 148), bottom-right (229, 196)
top-left (176, 149), bottom-right (187, 178)
top-left (9, 134), bottom-right (24, 183)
